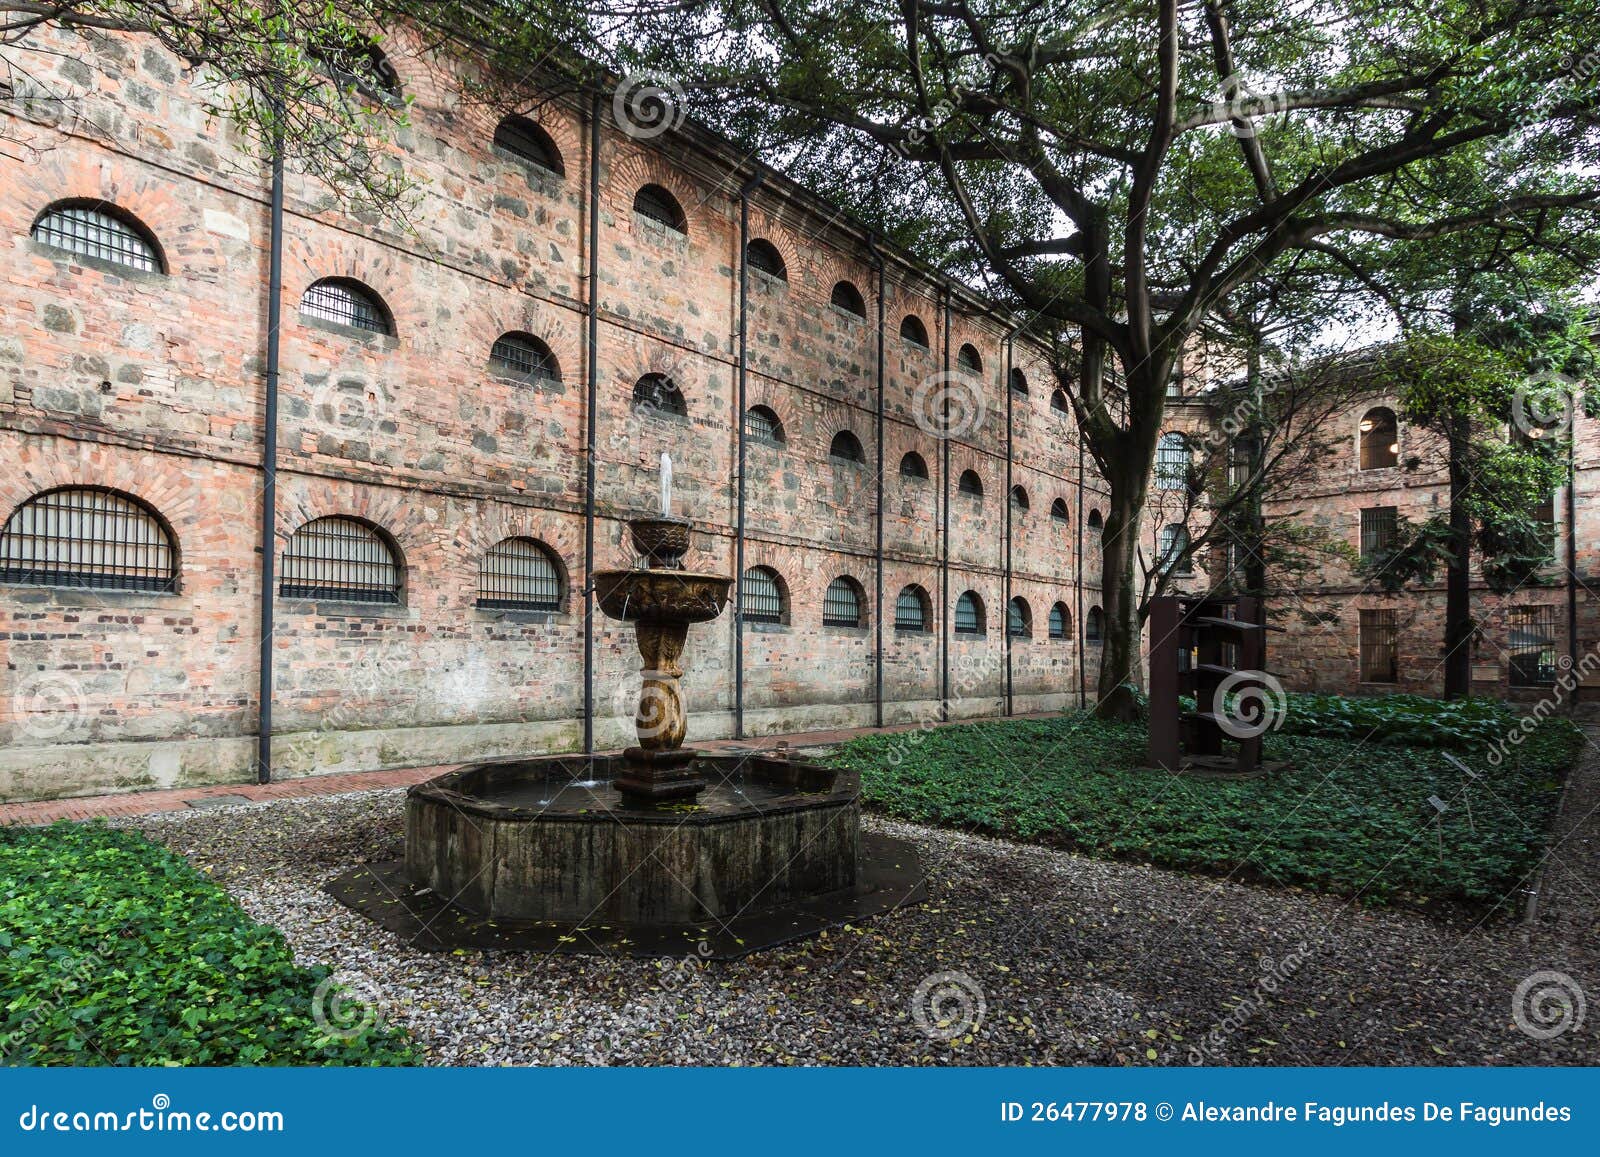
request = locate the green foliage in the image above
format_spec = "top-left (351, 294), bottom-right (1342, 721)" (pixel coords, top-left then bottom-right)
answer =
top-left (1358, 512), bottom-right (1456, 590)
top-left (0, 823), bottom-right (415, 1066)
top-left (838, 698), bottom-right (1578, 908)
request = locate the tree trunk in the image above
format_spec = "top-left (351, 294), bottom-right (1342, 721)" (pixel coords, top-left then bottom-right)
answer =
top-left (1443, 414), bottom-right (1473, 697)
top-left (1095, 456), bottom-right (1150, 720)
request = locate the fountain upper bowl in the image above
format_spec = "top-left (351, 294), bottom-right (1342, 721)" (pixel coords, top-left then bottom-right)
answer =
top-left (593, 568), bottom-right (732, 623)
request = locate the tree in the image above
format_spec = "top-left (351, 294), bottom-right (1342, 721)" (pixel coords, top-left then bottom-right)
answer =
top-left (479, 0), bottom-right (1600, 716)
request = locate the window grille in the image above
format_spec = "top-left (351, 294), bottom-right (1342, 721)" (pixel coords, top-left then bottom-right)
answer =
top-left (958, 470), bottom-right (983, 497)
top-left (633, 184), bottom-right (686, 232)
top-left (823, 577), bottom-right (862, 627)
top-left (1160, 525), bottom-right (1192, 573)
top-left (633, 374), bottom-right (687, 417)
top-left (493, 115), bottom-right (563, 174)
top-left (746, 239), bottom-right (787, 280)
top-left (1359, 408), bottom-right (1399, 470)
top-left (489, 332), bottom-right (559, 381)
top-left (831, 281), bottom-right (865, 317)
top-left (1228, 442), bottom-right (1253, 490)
top-left (900, 315), bottom-right (929, 347)
top-left (280, 517), bottom-right (400, 604)
top-left (477, 538), bottom-right (561, 610)
top-left (957, 344), bottom-right (982, 373)
top-left (1011, 486), bottom-right (1029, 512)
top-left (895, 586), bottom-right (928, 631)
top-left (0, 488), bottom-right (176, 593)
top-left (1509, 605), bottom-right (1560, 687)
top-left (741, 566), bottom-right (784, 623)
top-left (955, 591), bottom-right (984, 634)
top-left (1156, 433), bottom-right (1190, 490)
top-left (1359, 608), bottom-right (1398, 683)
top-left (745, 405), bottom-right (784, 445)
top-left (830, 430), bottom-right (865, 463)
top-left (1051, 498), bottom-right (1070, 523)
top-left (1359, 506), bottom-right (1397, 559)
top-left (301, 279), bottom-right (391, 334)
top-left (1007, 597), bottom-right (1030, 638)
top-left (32, 204), bottom-right (161, 273)
top-left (1010, 368), bottom-right (1028, 396)
top-left (1049, 603), bottom-right (1069, 640)
top-left (1087, 606), bottom-right (1104, 644)
top-left (900, 452), bottom-right (929, 479)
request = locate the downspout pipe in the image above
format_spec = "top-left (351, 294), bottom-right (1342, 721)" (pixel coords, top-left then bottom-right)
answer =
top-left (940, 288), bottom-right (952, 722)
top-left (255, 116), bottom-right (285, 785)
top-left (1077, 401), bottom-right (1086, 711)
top-left (1002, 327), bottom-right (1023, 716)
top-left (1568, 438), bottom-right (1579, 705)
top-left (735, 172), bottom-right (764, 739)
top-left (582, 91), bottom-right (601, 756)
top-left (869, 235), bottom-right (886, 729)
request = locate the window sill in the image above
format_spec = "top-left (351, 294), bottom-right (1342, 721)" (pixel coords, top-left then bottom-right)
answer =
top-left (29, 241), bottom-right (166, 283)
top-left (0, 582), bottom-right (179, 609)
top-left (277, 597), bottom-right (411, 620)
top-left (299, 313), bottom-right (398, 349)
top-left (474, 606), bottom-right (568, 625)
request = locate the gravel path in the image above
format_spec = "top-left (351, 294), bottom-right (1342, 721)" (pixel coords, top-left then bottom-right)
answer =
top-left (127, 746), bottom-right (1599, 1066)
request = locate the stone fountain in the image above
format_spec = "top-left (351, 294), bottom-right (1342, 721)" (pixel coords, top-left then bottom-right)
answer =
top-left (329, 455), bottom-right (924, 958)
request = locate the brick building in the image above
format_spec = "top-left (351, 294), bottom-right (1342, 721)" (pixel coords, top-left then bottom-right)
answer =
top-left (1, 26), bottom-right (1593, 804)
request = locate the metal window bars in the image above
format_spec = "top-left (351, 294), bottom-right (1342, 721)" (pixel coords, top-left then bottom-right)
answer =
top-left (493, 116), bottom-right (563, 174)
top-left (1359, 608), bottom-right (1398, 682)
top-left (1049, 604), bottom-right (1069, 640)
top-left (0, 488), bottom-right (176, 592)
top-left (301, 280), bottom-right (390, 333)
top-left (32, 205), bottom-right (160, 273)
top-left (476, 538), bottom-right (561, 611)
top-left (1360, 506), bottom-right (1397, 559)
top-left (955, 593), bottom-right (984, 634)
top-left (744, 406), bottom-right (784, 445)
top-left (741, 567), bottom-right (783, 623)
top-left (823, 578), bottom-right (861, 627)
top-left (633, 374), bottom-right (687, 417)
top-left (490, 333), bottom-right (558, 381)
top-left (895, 587), bottom-right (927, 631)
top-left (280, 517), bottom-right (400, 604)
top-left (1156, 434), bottom-right (1190, 490)
top-left (1509, 605), bottom-right (1560, 687)
top-left (1007, 597), bottom-right (1030, 638)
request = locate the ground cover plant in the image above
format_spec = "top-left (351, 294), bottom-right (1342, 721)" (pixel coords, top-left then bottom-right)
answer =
top-left (0, 822), bottom-right (414, 1066)
top-left (838, 695), bottom-right (1581, 909)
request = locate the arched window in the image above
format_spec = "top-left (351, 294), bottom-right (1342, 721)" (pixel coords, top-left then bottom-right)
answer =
top-left (1160, 525), bottom-right (1193, 574)
top-left (957, 343), bottom-right (983, 374)
top-left (1007, 596), bottom-right (1032, 639)
top-left (477, 537), bottom-right (563, 610)
top-left (900, 451), bottom-right (929, 479)
top-left (31, 201), bottom-right (164, 273)
top-left (900, 315), bottom-right (929, 348)
top-left (300, 278), bottom-right (392, 335)
top-left (830, 280), bottom-right (866, 318)
top-left (1155, 432), bottom-right (1191, 490)
top-left (280, 516), bottom-right (400, 605)
top-left (1359, 407), bottom-right (1399, 470)
top-left (0, 487), bottom-right (177, 593)
top-left (633, 184), bottom-right (686, 233)
top-left (1051, 388), bottom-right (1071, 415)
top-left (955, 591), bottom-right (986, 635)
top-left (895, 584), bottom-right (931, 632)
top-left (830, 430), bottom-right (866, 463)
top-left (744, 405), bottom-right (785, 445)
top-left (745, 239), bottom-right (787, 281)
top-left (1087, 606), bottom-right (1104, 645)
top-left (493, 115), bottom-right (563, 176)
top-left (311, 35), bottom-right (399, 100)
top-left (1049, 602), bottom-right (1070, 641)
top-left (1050, 497), bottom-right (1070, 524)
top-left (1087, 509), bottom-right (1104, 538)
top-left (489, 331), bottom-right (560, 382)
top-left (740, 565), bottom-right (786, 624)
top-left (1009, 367), bottom-right (1028, 396)
top-left (633, 373), bottom-right (687, 418)
top-left (958, 469), bottom-right (984, 497)
top-left (823, 576), bottom-right (865, 628)
top-left (1010, 485), bottom-right (1029, 512)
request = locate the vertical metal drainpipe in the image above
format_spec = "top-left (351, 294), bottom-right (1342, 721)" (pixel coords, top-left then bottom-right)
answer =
top-left (940, 289), bottom-right (951, 722)
top-left (1076, 424), bottom-right (1086, 711)
top-left (735, 174), bottom-right (762, 739)
top-left (255, 119), bottom-right (285, 785)
top-left (870, 237), bottom-right (886, 729)
top-left (582, 91), bottom-right (601, 756)
top-left (1003, 334), bottom-right (1014, 717)
top-left (1568, 438), bottom-right (1579, 705)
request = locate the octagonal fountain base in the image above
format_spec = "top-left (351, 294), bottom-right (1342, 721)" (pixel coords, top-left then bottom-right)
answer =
top-left (327, 752), bottom-right (925, 959)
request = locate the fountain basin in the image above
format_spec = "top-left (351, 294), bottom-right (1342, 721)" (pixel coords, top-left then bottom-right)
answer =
top-left (592, 568), bottom-right (731, 624)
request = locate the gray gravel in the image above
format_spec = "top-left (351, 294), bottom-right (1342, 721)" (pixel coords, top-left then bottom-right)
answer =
top-left (127, 774), bottom-right (1598, 1066)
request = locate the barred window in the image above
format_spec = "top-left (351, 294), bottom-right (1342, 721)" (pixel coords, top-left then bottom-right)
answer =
top-left (633, 373), bottom-right (687, 418)
top-left (957, 343), bottom-right (982, 373)
top-left (830, 430), bottom-right (866, 463)
top-left (746, 239), bottom-right (787, 281)
top-left (1359, 407), bottom-right (1399, 470)
top-left (31, 202), bottom-right (162, 273)
top-left (633, 184), bottom-right (686, 233)
top-left (823, 576), bottom-right (864, 628)
top-left (1011, 485), bottom-right (1029, 512)
top-left (477, 537), bottom-right (562, 611)
top-left (280, 517), bottom-right (400, 605)
top-left (310, 35), bottom-right (400, 100)
top-left (1007, 596), bottom-right (1031, 638)
top-left (955, 591), bottom-right (985, 635)
top-left (493, 115), bottom-right (563, 175)
top-left (894, 585), bottom-right (930, 632)
top-left (1086, 605), bottom-right (1104, 645)
top-left (1533, 494), bottom-right (1557, 558)
top-left (1359, 608), bottom-right (1398, 683)
top-left (831, 280), bottom-right (866, 317)
top-left (1509, 605), bottom-right (1560, 687)
top-left (1156, 433), bottom-right (1191, 490)
top-left (1160, 525), bottom-right (1192, 574)
top-left (740, 566), bottom-right (785, 624)
top-left (300, 278), bottom-right (392, 335)
top-left (1088, 509), bottom-right (1104, 539)
top-left (489, 332), bottom-right (560, 381)
top-left (1049, 602), bottom-right (1070, 640)
top-left (1051, 388), bottom-right (1070, 415)
top-left (1010, 368), bottom-right (1028, 396)
top-left (0, 487), bottom-right (176, 593)
top-left (958, 469), bottom-right (983, 497)
top-left (745, 405), bottom-right (785, 445)
top-left (900, 315), bottom-right (929, 347)
top-left (900, 452), bottom-right (929, 479)
top-left (1359, 506), bottom-right (1397, 559)
top-left (1050, 497), bottom-right (1070, 523)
